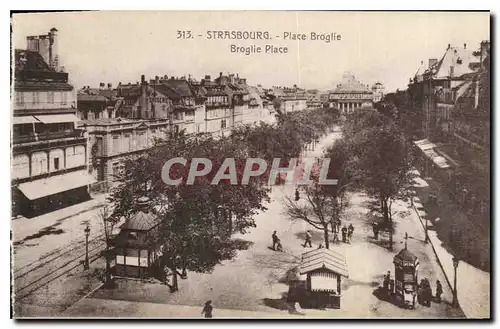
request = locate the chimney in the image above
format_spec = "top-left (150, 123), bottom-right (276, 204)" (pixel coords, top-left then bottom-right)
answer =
top-left (48, 28), bottom-right (59, 70)
top-left (447, 44), bottom-right (451, 50)
top-left (464, 43), bottom-right (467, 49)
top-left (428, 58), bottom-right (438, 68)
top-left (204, 75), bottom-right (211, 82)
top-left (220, 72), bottom-right (223, 78)
top-left (188, 74), bottom-right (191, 82)
top-left (450, 66), bottom-right (455, 78)
top-left (140, 76), bottom-right (148, 119)
top-left (99, 82), bottom-right (105, 89)
top-left (155, 76), bottom-right (159, 83)
top-left (107, 83), bottom-right (112, 89)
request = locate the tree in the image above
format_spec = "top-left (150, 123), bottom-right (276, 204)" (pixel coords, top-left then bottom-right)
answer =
top-left (283, 140), bottom-right (351, 249)
top-left (344, 108), bottom-right (415, 250)
top-left (109, 131), bottom-right (270, 292)
top-left (98, 205), bottom-right (120, 288)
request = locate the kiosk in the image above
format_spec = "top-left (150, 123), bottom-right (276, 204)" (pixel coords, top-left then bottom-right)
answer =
top-left (393, 238), bottom-right (419, 309)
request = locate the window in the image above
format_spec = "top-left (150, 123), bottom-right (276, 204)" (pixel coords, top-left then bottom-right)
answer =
top-left (113, 134), bottom-right (121, 154)
top-left (53, 157), bottom-right (60, 170)
top-left (12, 154), bottom-right (30, 179)
top-left (48, 91), bottom-right (55, 104)
top-left (15, 92), bottom-right (24, 106)
top-left (31, 152), bottom-right (48, 176)
top-left (221, 119), bottom-right (227, 129)
top-left (61, 92), bottom-right (68, 105)
top-left (33, 92), bottom-right (39, 104)
top-left (112, 162), bottom-right (122, 180)
top-left (124, 133), bottom-right (131, 152)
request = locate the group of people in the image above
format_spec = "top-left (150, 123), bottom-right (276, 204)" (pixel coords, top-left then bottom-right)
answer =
top-left (382, 271), bottom-right (443, 307)
top-left (333, 219), bottom-right (355, 244)
top-left (418, 278), bottom-right (443, 306)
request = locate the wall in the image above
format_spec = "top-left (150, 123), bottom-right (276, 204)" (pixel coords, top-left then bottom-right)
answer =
top-left (12, 144), bottom-right (86, 180)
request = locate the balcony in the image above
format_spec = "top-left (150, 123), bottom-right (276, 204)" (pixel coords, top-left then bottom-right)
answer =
top-left (13, 129), bottom-right (86, 145)
top-left (206, 101), bottom-right (230, 108)
top-left (435, 89), bottom-right (455, 104)
top-left (173, 103), bottom-right (197, 110)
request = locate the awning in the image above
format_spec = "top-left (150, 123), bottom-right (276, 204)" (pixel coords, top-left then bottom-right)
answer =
top-left (34, 114), bottom-right (80, 124)
top-left (17, 170), bottom-right (96, 200)
top-left (413, 139), bottom-right (437, 152)
top-left (13, 116), bottom-right (40, 125)
top-left (432, 156), bottom-right (450, 169)
top-left (310, 271), bottom-right (338, 292)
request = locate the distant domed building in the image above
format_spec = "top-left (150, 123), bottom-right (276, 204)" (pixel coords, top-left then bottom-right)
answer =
top-left (328, 72), bottom-right (373, 115)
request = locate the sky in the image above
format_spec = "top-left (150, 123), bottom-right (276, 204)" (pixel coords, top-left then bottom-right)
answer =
top-left (12, 11), bottom-right (490, 93)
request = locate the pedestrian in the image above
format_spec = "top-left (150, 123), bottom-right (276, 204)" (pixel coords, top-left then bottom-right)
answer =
top-left (423, 278), bottom-right (432, 306)
top-left (348, 224), bottom-right (354, 243)
top-left (272, 231), bottom-right (279, 250)
top-left (295, 188), bottom-right (300, 201)
top-left (303, 230), bottom-right (313, 248)
top-left (201, 300), bottom-right (213, 318)
top-left (383, 271), bottom-right (391, 295)
top-left (341, 226), bottom-right (348, 243)
top-left (435, 280), bottom-right (443, 303)
top-left (372, 222), bottom-right (379, 240)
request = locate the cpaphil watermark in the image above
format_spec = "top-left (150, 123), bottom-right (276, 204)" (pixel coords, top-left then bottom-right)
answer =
top-left (161, 157), bottom-right (338, 186)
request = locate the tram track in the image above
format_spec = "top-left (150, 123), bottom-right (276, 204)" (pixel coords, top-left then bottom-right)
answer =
top-left (14, 237), bottom-right (106, 301)
top-left (13, 233), bottom-right (104, 279)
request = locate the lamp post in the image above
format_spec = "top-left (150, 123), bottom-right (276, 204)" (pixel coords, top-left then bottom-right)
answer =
top-left (452, 256), bottom-right (459, 307)
top-left (84, 224), bottom-right (90, 270)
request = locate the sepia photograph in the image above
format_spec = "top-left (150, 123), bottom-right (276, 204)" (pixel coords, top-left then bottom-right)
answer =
top-left (10, 10), bottom-right (491, 319)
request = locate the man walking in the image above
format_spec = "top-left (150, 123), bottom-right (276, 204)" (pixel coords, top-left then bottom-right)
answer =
top-left (347, 224), bottom-right (354, 243)
top-left (201, 300), bottom-right (213, 318)
top-left (341, 226), bottom-right (348, 243)
top-left (435, 280), bottom-right (443, 303)
top-left (303, 230), bottom-right (313, 248)
top-left (272, 231), bottom-right (279, 250)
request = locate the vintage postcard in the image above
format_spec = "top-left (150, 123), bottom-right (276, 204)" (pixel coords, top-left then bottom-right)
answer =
top-left (10, 11), bottom-right (490, 319)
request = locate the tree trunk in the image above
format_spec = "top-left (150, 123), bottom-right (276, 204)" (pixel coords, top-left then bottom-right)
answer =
top-left (170, 255), bottom-right (178, 292)
top-left (388, 200), bottom-right (393, 251)
top-left (323, 227), bottom-right (330, 249)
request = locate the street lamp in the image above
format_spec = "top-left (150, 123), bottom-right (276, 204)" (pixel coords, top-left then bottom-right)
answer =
top-left (452, 256), bottom-right (459, 307)
top-left (84, 224), bottom-right (91, 270)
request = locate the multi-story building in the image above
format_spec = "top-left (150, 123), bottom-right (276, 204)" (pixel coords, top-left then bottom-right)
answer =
top-left (214, 73), bottom-right (250, 128)
top-left (329, 72), bottom-right (373, 115)
top-left (153, 76), bottom-right (206, 135)
top-left (77, 83), bottom-right (123, 120)
top-left (270, 86), bottom-right (307, 113)
top-left (80, 118), bottom-right (171, 192)
top-left (201, 75), bottom-right (233, 136)
top-left (12, 29), bottom-right (94, 218)
top-left (410, 44), bottom-right (480, 142)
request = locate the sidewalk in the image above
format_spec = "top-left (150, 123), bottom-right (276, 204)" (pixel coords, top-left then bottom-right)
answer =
top-left (12, 194), bottom-right (108, 271)
top-left (411, 173), bottom-right (490, 319)
top-left (62, 298), bottom-right (304, 318)
top-left (12, 194), bottom-right (108, 243)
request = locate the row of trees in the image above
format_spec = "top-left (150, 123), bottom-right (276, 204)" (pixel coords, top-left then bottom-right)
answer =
top-left (103, 106), bottom-right (341, 291)
top-left (283, 105), bottom-right (415, 251)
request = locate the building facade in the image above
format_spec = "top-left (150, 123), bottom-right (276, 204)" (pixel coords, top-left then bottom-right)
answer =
top-left (80, 118), bottom-right (170, 192)
top-left (12, 29), bottom-right (94, 218)
top-left (371, 82), bottom-right (385, 103)
top-left (329, 72), bottom-right (373, 115)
